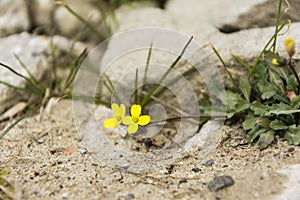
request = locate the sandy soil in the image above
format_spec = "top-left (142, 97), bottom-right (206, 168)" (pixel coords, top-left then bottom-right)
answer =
top-left (0, 100), bottom-right (299, 200)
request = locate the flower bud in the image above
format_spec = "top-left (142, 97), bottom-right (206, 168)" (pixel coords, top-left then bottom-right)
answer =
top-left (272, 58), bottom-right (279, 66)
top-left (284, 37), bottom-right (295, 57)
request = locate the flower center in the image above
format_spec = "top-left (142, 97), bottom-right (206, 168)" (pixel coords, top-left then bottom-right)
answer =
top-left (132, 116), bottom-right (139, 123)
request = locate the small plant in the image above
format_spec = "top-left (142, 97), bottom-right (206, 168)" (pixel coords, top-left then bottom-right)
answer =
top-left (0, 168), bottom-right (14, 200)
top-left (227, 37), bottom-right (300, 148)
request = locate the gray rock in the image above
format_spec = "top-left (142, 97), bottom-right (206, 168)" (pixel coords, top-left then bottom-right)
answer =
top-left (208, 175), bottom-right (235, 192)
top-left (276, 164), bottom-right (300, 200)
top-left (0, 0), bottom-right (30, 37)
top-left (0, 32), bottom-right (49, 113)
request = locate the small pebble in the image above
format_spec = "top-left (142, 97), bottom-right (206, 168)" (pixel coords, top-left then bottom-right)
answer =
top-left (91, 163), bottom-right (98, 167)
top-left (208, 175), bottom-right (234, 192)
top-left (118, 193), bottom-right (135, 200)
top-left (203, 159), bottom-right (214, 167)
top-left (79, 149), bottom-right (88, 155)
top-left (37, 139), bottom-right (44, 144)
top-left (57, 161), bottom-right (63, 165)
top-left (191, 167), bottom-right (201, 173)
top-left (179, 179), bottom-right (187, 184)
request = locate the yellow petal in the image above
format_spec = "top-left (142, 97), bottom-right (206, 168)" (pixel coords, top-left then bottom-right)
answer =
top-left (127, 123), bottom-right (138, 134)
top-left (272, 59), bottom-right (279, 66)
top-left (111, 103), bottom-right (120, 116)
top-left (138, 115), bottom-right (151, 126)
top-left (122, 116), bottom-right (133, 125)
top-left (104, 118), bottom-right (118, 128)
top-left (120, 104), bottom-right (126, 116)
top-left (131, 104), bottom-right (141, 117)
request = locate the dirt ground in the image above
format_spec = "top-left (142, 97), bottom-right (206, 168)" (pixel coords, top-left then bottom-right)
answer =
top-left (0, 100), bottom-right (299, 200)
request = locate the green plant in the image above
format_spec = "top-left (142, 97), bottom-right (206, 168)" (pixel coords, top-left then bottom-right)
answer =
top-left (0, 168), bottom-right (14, 200)
top-left (205, 0), bottom-right (300, 149)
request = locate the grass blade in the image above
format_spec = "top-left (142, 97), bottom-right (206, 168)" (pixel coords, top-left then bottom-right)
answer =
top-left (143, 42), bottom-right (153, 85)
top-left (134, 68), bottom-right (138, 104)
top-left (272, 0), bottom-right (283, 52)
top-left (232, 54), bottom-right (251, 72)
top-left (211, 45), bottom-right (239, 89)
top-left (55, 1), bottom-right (106, 41)
top-left (140, 36), bottom-right (193, 106)
top-left (13, 53), bottom-right (38, 84)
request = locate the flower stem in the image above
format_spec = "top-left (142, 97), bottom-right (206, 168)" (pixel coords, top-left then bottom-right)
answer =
top-left (149, 115), bottom-right (226, 125)
top-left (288, 58), bottom-right (300, 92)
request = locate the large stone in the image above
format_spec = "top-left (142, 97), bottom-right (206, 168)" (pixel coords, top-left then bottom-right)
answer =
top-left (0, 32), bottom-right (87, 114)
top-left (0, 32), bottom-right (49, 113)
top-left (28, 0), bottom-right (55, 30)
top-left (53, 0), bottom-right (102, 41)
top-left (276, 164), bottom-right (300, 200)
top-left (0, 0), bottom-right (30, 37)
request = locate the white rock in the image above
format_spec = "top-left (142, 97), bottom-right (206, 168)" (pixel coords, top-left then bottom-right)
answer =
top-left (166, 0), bottom-right (267, 41)
top-left (29, 0), bottom-right (55, 28)
top-left (0, 32), bottom-right (49, 113)
top-left (184, 120), bottom-right (223, 156)
top-left (0, 32), bottom-right (88, 114)
top-left (53, 0), bottom-right (102, 39)
top-left (211, 22), bottom-right (300, 63)
top-left (0, 0), bottom-right (30, 37)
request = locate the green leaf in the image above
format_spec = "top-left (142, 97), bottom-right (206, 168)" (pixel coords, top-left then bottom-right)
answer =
top-left (287, 75), bottom-right (298, 93)
top-left (291, 95), bottom-right (300, 108)
top-left (235, 99), bottom-right (250, 113)
top-left (248, 126), bottom-right (268, 143)
top-left (243, 114), bottom-right (256, 130)
top-left (250, 101), bottom-right (267, 116)
top-left (239, 77), bottom-right (251, 102)
top-left (270, 120), bottom-right (288, 130)
top-left (285, 126), bottom-right (300, 145)
top-left (264, 102), bottom-right (300, 115)
top-left (261, 90), bottom-right (277, 100)
top-left (258, 80), bottom-right (276, 100)
top-left (255, 62), bottom-right (268, 81)
top-left (258, 130), bottom-right (275, 150)
top-left (256, 118), bottom-right (271, 128)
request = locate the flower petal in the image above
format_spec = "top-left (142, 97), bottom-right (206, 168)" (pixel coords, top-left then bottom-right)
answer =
top-left (127, 123), bottom-right (138, 134)
top-left (122, 116), bottom-right (133, 125)
top-left (120, 104), bottom-right (126, 116)
top-left (138, 115), bottom-right (151, 126)
top-left (131, 104), bottom-right (141, 117)
top-left (104, 118), bottom-right (118, 128)
top-left (111, 103), bottom-right (121, 117)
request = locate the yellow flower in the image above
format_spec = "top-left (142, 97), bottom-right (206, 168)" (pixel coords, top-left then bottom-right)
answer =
top-left (103, 103), bottom-right (125, 128)
top-left (272, 58), bottom-right (279, 66)
top-left (284, 37), bottom-right (295, 57)
top-left (122, 104), bottom-right (151, 134)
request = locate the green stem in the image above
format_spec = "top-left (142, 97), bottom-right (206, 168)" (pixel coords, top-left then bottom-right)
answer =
top-left (134, 68), bottom-right (139, 104)
top-left (149, 114), bottom-right (226, 125)
top-left (273, 0), bottom-right (283, 52)
top-left (288, 58), bottom-right (300, 92)
top-left (249, 21), bottom-right (288, 79)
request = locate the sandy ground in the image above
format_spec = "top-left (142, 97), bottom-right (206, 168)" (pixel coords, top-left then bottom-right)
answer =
top-left (0, 100), bottom-right (299, 200)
